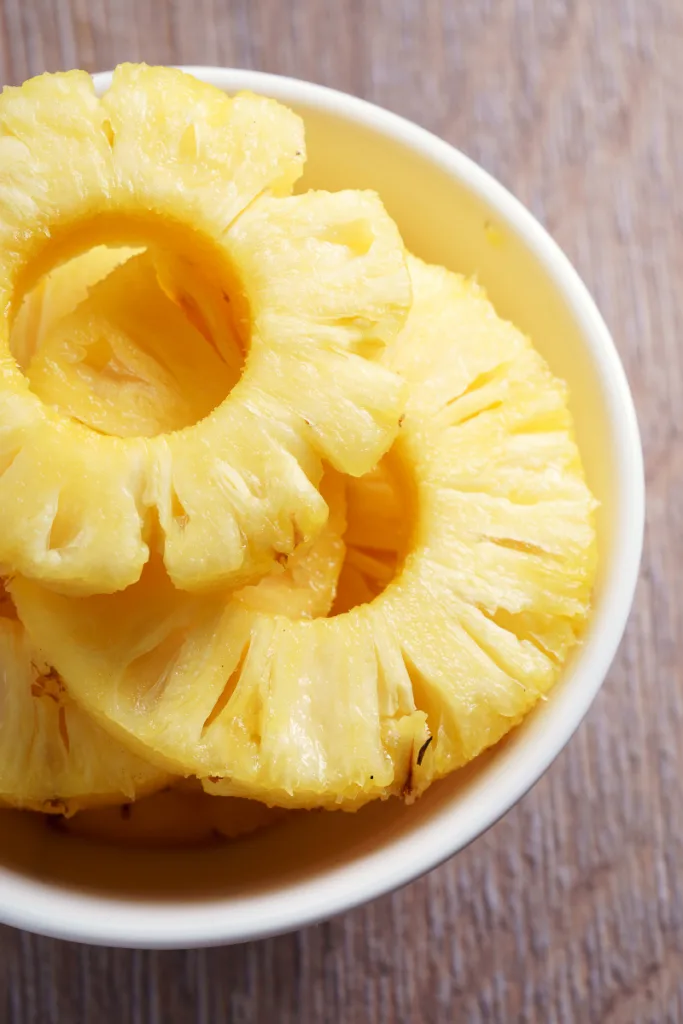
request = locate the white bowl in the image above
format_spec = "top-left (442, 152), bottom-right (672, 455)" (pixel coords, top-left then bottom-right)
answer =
top-left (0, 67), bottom-right (644, 948)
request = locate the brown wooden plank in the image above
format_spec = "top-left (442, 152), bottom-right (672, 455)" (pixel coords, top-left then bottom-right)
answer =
top-left (0, 0), bottom-right (681, 1020)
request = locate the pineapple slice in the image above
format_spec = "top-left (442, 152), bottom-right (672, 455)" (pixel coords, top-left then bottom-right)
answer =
top-left (148, 189), bottom-right (408, 594)
top-left (11, 256), bottom-right (596, 809)
top-left (235, 469), bottom-right (347, 620)
top-left (0, 65), bottom-right (408, 595)
top-left (0, 245), bottom-right (347, 815)
top-left (0, 487), bottom-right (344, 817)
top-left (0, 581), bottom-right (169, 815)
top-left (60, 782), bottom-right (286, 847)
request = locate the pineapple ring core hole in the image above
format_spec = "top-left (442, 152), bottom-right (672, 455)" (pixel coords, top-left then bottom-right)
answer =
top-left (331, 449), bottom-right (417, 616)
top-left (8, 215), bottom-right (249, 438)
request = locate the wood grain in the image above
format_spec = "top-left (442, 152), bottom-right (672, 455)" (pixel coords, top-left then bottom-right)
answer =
top-left (0, 0), bottom-right (681, 1020)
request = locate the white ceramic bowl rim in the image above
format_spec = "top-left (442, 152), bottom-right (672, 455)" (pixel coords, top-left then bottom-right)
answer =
top-left (0, 66), bottom-right (644, 948)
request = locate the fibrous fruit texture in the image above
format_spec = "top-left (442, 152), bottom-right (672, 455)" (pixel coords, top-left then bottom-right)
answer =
top-left (12, 255), bottom-right (596, 810)
top-left (0, 65), bottom-right (409, 597)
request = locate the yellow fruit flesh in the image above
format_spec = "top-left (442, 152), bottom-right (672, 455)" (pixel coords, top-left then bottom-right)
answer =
top-left (0, 580), bottom-right (169, 815)
top-left (235, 470), bottom-right (346, 620)
top-left (226, 191), bottom-right (409, 475)
top-left (0, 246), bottom-right (345, 821)
top-left (11, 255), bottom-right (597, 809)
top-left (25, 251), bottom-right (240, 437)
top-left (0, 66), bottom-right (409, 596)
top-left (149, 189), bottom-right (409, 594)
top-left (59, 781), bottom-right (285, 847)
top-left (11, 245), bottom-right (139, 371)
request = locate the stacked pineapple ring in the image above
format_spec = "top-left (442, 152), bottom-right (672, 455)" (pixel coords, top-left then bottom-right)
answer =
top-left (0, 66), bottom-right (596, 828)
top-left (0, 578), bottom-right (170, 813)
top-left (0, 64), bottom-right (408, 595)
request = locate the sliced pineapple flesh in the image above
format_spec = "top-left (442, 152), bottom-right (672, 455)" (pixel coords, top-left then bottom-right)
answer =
top-left (0, 244), bottom-right (347, 816)
top-left (59, 781), bottom-right (286, 847)
top-left (25, 251), bottom-right (241, 437)
top-left (11, 244), bottom-right (139, 371)
top-left (0, 580), bottom-right (169, 815)
top-left (11, 255), bottom-right (597, 810)
top-left (0, 462), bottom-right (344, 815)
top-left (149, 189), bottom-right (408, 594)
top-left (235, 469), bottom-right (347, 620)
top-left (0, 469), bottom-right (344, 816)
top-left (0, 64), bottom-right (408, 595)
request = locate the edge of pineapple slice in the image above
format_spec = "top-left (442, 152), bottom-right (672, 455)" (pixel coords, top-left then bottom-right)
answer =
top-left (0, 586), bottom-right (170, 816)
top-left (59, 781), bottom-right (287, 847)
top-left (0, 66), bottom-right (409, 595)
top-left (11, 255), bottom-right (597, 810)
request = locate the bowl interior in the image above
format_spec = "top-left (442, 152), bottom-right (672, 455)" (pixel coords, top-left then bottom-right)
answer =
top-left (0, 70), bottom-right (642, 947)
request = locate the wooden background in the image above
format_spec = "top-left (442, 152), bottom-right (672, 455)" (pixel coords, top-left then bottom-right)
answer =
top-left (0, 1), bottom-right (680, 1021)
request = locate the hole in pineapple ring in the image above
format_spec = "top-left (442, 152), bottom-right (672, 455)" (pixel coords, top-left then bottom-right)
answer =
top-left (330, 448), bottom-right (416, 616)
top-left (8, 214), bottom-right (249, 439)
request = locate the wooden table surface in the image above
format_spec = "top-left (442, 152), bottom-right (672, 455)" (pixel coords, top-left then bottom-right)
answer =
top-left (0, 1), bottom-right (680, 1021)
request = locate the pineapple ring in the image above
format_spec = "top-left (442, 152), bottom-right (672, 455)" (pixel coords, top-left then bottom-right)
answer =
top-left (59, 783), bottom-right (286, 848)
top-left (0, 64), bottom-right (409, 595)
top-left (0, 245), bottom-right (347, 814)
top-left (16, 237), bottom-right (348, 619)
top-left (5, 466), bottom-right (346, 812)
top-left (0, 583), bottom-right (170, 816)
top-left (12, 255), bottom-right (597, 810)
